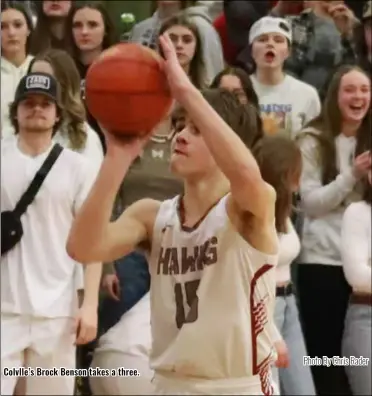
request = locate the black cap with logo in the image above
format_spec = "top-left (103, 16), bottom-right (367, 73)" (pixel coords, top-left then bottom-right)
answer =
top-left (15, 72), bottom-right (59, 103)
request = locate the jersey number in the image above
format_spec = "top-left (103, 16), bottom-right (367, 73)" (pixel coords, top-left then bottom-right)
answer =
top-left (174, 280), bottom-right (200, 329)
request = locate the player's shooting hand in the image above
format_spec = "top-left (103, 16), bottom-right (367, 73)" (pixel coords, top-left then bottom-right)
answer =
top-left (159, 33), bottom-right (193, 101)
top-left (74, 304), bottom-right (98, 345)
top-left (98, 122), bottom-right (150, 163)
top-left (274, 339), bottom-right (290, 368)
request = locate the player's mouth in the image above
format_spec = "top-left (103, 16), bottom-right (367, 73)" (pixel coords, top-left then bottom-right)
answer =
top-left (173, 148), bottom-right (187, 156)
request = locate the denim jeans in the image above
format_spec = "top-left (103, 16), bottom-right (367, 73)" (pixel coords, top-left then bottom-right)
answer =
top-left (342, 302), bottom-right (371, 396)
top-left (99, 251), bottom-right (150, 335)
top-left (273, 294), bottom-right (316, 395)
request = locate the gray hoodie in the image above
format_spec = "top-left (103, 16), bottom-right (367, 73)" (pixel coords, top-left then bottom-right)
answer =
top-left (129, 6), bottom-right (224, 86)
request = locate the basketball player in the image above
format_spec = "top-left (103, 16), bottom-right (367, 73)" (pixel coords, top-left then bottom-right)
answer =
top-left (68, 34), bottom-right (279, 395)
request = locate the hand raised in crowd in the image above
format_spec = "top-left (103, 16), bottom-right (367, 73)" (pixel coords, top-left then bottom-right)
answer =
top-left (74, 303), bottom-right (98, 345)
top-left (353, 150), bottom-right (371, 179)
top-left (102, 273), bottom-right (121, 301)
top-left (328, 3), bottom-right (358, 38)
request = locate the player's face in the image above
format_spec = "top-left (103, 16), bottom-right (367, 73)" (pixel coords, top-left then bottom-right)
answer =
top-left (72, 7), bottom-right (105, 52)
top-left (338, 70), bottom-right (371, 123)
top-left (170, 120), bottom-right (217, 178)
top-left (251, 33), bottom-right (289, 70)
top-left (17, 95), bottom-right (58, 133)
top-left (166, 25), bottom-right (197, 69)
top-left (1, 8), bottom-right (30, 57)
top-left (219, 75), bottom-right (248, 104)
top-left (43, 0), bottom-right (72, 18)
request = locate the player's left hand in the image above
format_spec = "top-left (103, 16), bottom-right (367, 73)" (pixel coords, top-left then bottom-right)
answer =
top-left (74, 304), bottom-right (98, 345)
top-left (328, 3), bottom-right (357, 37)
top-left (274, 339), bottom-right (290, 368)
top-left (159, 33), bottom-right (193, 101)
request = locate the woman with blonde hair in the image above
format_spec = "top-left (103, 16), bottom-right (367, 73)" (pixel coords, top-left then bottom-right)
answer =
top-left (28, 49), bottom-right (103, 167)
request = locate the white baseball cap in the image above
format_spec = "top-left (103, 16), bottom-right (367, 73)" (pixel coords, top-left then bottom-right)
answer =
top-left (249, 16), bottom-right (292, 45)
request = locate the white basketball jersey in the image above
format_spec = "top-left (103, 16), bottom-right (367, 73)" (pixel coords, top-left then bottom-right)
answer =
top-left (148, 194), bottom-right (278, 395)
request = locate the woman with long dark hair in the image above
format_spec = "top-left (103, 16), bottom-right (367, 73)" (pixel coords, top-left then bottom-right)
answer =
top-left (64, 1), bottom-right (118, 151)
top-left (296, 65), bottom-right (371, 395)
top-left (1, 2), bottom-right (34, 138)
top-left (30, 0), bottom-right (72, 54)
top-left (159, 14), bottom-right (206, 90)
top-left (130, 0), bottom-right (224, 85)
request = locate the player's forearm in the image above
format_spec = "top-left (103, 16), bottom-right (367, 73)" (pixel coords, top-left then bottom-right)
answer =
top-left (179, 85), bottom-right (262, 186)
top-left (67, 155), bottom-right (131, 262)
top-left (82, 263), bottom-right (102, 308)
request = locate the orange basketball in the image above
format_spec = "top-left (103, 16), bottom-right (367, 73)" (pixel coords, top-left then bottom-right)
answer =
top-left (85, 43), bottom-right (172, 136)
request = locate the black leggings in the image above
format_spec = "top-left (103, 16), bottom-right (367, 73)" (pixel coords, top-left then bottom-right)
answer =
top-left (297, 264), bottom-right (351, 395)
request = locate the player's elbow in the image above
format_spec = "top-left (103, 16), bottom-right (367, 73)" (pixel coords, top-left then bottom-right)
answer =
top-left (66, 236), bottom-right (97, 265)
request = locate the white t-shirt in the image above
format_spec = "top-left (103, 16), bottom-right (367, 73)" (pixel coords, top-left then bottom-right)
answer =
top-left (1, 138), bottom-right (97, 318)
top-left (341, 201), bottom-right (371, 294)
top-left (250, 74), bottom-right (321, 139)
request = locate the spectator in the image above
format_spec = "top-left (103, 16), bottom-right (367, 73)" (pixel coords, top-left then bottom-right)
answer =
top-left (296, 65), bottom-right (371, 395)
top-left (30, 0), bottom-right (72, 54)
top-left (1, 72), bottom-right (101, 395)
top-left (210, 66), bottom-right (263, 147)
top-left (354, 0), bottom-right (371, 73)
top-left (1, 2), bottom-right (34, 138)
top-left (90, 110), bottom-right (185, 396)
top-left (27, 49), bottom-right (104, 170)
top-left (254, 135), bottom-right (316, 395)
top-left (158, 15), bottom-right (207, 89)
top-left (130, 0), bottom-right (224, 85)
top-left (65, 1), bottom-right (118, 152)
top-left (249, 16), bottom-right (321, 138)
top-left (211, 67), bottom-right (260, 107)
top-left (270, 0), bottom-right (358, 96)
top-left (341, 149), bottom-right (371, 396)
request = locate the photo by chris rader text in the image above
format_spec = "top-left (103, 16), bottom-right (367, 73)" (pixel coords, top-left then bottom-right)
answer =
top-left (3, 367), bottom-right (141, 377)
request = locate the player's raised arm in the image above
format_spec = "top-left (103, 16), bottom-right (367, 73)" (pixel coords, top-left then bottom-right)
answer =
top-left (67, 133), bottom-right (160, 265)
top-left (159, 34), bottom-right (275, 221)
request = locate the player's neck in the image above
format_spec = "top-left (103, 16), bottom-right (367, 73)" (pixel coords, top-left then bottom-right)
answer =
top-left (183, 173), bottom-right (230, 222)
top-left (255, 68), bottom-right (285, 86)
top-left (17, 131), bottom-right (53, 157)
top-left (80, 48), bottom-right (102, 66)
